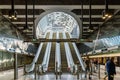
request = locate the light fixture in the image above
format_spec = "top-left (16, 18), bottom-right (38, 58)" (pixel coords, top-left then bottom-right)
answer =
top-left (102, 16), bottom-right (106, 20)
top-left (102, 0), bottom-right (112, 20)
top-left (102, 10), bottom-right (112, 19)
top-left (87, 29), bottom-right (94, 32)
top-left (23, 25), bottom-right (30, 32)
top-left (102, 10), bottom-right (106, 19)
top-left (8, 0), bottom-right (17, 20)
top-left (108, 15), bottom-right (112, 18)
top-left (102, 10), bottom-right (112, 20)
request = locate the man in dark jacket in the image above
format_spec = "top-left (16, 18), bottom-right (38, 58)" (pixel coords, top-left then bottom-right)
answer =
top-left (106, 57), bottom-right (116, 80)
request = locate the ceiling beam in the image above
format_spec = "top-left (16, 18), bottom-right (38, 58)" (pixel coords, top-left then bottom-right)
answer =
top-left (78, 15), bottom-right (102, 18)
top-left (12, 21), bottom-right (120, 25)
top-left (18, 26), bottom-right (91, 29)
top-left (25, 34), bottom-right (33, 35)
top-left (13, 22), bottom-right (33, 24)
top-left (18, 27), bottom-right (33, 29)
top-left (23, 31), bottom-right (32, 33)
top-left (4, 15), bottom-right (104, 18)
top-left (12, 22), bottom-right (101, 24)
top-left (0, 5), bottom-right (120, 10)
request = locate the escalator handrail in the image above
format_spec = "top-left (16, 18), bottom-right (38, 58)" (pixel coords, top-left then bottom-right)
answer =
top-left (41, 32), bottom-right (53, 71)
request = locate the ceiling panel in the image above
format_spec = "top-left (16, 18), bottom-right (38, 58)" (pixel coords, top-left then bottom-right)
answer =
top-left (0, 0), bottom-right (120, 39)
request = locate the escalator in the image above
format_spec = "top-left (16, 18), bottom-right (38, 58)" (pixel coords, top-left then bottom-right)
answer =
top-left (65, 33), bottom-right (79, 64)
top-left (59, 33), bottom-right (68, 72)
top-left (66, 33), bottom-right (85, 71)
top-left (37, 33), bottom-right (50, 64)
top-left (25, 32), bottom-right (50, 73)
top-left (48, 33), bottom-right (56, 72)
top-left (25, 31), bottom-right (85, 73)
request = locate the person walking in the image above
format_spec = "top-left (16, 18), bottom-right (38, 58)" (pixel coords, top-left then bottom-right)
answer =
top-left (104, 58), bottom-right (109, 80)
top-left (106, 57), bottom-right (116, 80)
top-left (94, 59), bottom-right (98, 72)
top-left (85, 56), bottom-right (91, 79)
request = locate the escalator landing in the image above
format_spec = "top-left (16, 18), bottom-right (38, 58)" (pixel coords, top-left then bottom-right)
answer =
top-left (19, 73), bottom-right (85, 80)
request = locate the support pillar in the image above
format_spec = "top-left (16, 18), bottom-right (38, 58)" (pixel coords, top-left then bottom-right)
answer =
top-left (2, 51), bottom-right (3, 70)
top-left (14, 53), bottom-right (18, 80)
top-left (35, 63), bottom-right (37, 80)
top-left (24, 64), bottom-right (26, 75)
top-left (77, 72), bottom-right (79, 80)
top-left (77, 65), bottom-right (79, 80)
top-left (98, 63), bottom-right (100, 79)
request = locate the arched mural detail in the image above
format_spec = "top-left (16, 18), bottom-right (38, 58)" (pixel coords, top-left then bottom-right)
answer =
top-left (35, 9), bottom-right (82, 39)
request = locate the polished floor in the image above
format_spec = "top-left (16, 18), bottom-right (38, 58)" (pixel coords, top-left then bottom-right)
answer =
top-left (0, 65), bottom-right (120, 80)
top-left (19, 73), bottom-right (86, 80)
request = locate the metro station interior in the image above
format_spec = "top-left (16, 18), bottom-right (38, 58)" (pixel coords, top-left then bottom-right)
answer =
top-left (0, 0), bottom-right (120, 80)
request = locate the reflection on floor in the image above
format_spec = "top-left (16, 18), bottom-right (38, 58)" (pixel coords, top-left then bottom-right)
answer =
top-left (0, 65), bottom-right (120, 80)
top-left (19, 73), bottom-right (85, 80)
top-left (0, 68), bottom-right (23, 80)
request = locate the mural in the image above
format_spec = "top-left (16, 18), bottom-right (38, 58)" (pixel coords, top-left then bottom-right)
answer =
top-left (0, 36), bottom-right (36, 54)
top-left (0, 15), bottom-right (36, 54)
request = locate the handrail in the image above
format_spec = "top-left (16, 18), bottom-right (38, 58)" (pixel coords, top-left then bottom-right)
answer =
top-left (41, 32), bottom-right (53, 72)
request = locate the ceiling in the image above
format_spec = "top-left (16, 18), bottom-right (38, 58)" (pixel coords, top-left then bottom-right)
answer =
top-left (0, 0), bottom-right (120, 39)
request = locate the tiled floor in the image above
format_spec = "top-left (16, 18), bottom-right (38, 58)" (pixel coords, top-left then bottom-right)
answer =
top-left (0, 65), bottom-right (120, 80)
